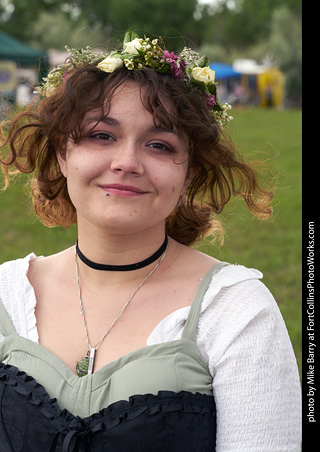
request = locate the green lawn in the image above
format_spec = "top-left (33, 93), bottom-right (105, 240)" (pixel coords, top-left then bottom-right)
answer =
top-left (197, 108), bottom-right (302, 375)
top-left (0, 107), bottom-right (302, 376)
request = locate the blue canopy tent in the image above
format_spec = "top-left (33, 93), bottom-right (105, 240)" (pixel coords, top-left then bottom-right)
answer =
top-left (209, 62), bottom-right (242, 103)
top-left (210, 62), bottom-right (241, 79)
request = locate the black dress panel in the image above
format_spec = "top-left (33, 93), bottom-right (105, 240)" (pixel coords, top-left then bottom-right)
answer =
top-left (0, 363), bottom-right (216, 452)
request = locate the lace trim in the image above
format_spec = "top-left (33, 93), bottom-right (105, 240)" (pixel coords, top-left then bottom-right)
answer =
top-left (0, 363), bottom-right (216, 449)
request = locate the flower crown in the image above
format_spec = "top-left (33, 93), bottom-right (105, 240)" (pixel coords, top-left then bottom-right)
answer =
top-left (37, 30), bottom-right (233, 127)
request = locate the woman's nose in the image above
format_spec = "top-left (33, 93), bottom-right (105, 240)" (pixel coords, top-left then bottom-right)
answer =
top-left (110, 141), bottom-right (144, 175)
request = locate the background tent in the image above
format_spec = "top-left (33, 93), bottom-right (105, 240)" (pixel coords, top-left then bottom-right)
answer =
top-left (210, 62), bottom-right (241, 80)
top-left (0, 29), bottom-right (48, 106)
top-left (232, 59), bottom-right (284, 108)
top-left (0, 29), bottom-right (47, 67)
top-left (209, 62), bottom-right (242, 103)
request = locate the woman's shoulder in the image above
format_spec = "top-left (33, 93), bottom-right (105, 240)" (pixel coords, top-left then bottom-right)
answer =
top-left (170, 243), bottom-right (274, 316)
top-left (149, 260), bottom-right (282, 350)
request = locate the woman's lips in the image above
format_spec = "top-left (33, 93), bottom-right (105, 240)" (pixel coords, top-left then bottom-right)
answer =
top-left (99, 184), bottom-right (147, 197)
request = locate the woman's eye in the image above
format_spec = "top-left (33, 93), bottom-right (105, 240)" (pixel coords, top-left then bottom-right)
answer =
top-left (90, 132), bottom-right (114, 141)
top-left (147, 142), bottom-right (173, 152)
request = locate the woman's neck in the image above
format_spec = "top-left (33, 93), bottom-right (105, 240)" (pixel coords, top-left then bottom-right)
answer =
top-left (75, 224), bottom-right (169, 286)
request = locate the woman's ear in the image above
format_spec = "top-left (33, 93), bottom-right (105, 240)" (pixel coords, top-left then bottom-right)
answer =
top-left (56, 150), bottom-right (67, 178)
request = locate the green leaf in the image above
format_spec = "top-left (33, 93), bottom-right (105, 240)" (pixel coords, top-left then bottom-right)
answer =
top-left (157, 62), bottom-right (171, 73)
top-left (212, 97), bottom-right (223, 112)
top-left (123, 29), bottom-right (140, 45)
top-left (208, 83), bottom-right (217, 96)
top-left (196, 55), bottom-right (210, 68)
top-left (109, 51), bottom-right (122, 58)
top-left (190, 78), bottom-right (207, 92)
top-left (121, 53), bottom-right (140, 59)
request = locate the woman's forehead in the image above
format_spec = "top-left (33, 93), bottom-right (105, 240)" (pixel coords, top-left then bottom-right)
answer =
top-left (84, 82), bottom-right (176, 128)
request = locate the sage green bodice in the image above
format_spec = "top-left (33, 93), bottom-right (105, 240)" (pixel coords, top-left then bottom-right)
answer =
top-left (0, 262), bottom-right (226, 418)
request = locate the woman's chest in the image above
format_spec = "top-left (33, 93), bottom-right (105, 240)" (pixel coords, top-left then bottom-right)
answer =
top-left (33, 278), bottom-right (199, 375)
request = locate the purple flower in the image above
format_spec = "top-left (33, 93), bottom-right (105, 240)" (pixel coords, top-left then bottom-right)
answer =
top-left (204, 93), bottom-right (216, 108)
top-left (162, 51), bottom-right (186, 80)
top-left (170, 60), bottom-right (186, 81)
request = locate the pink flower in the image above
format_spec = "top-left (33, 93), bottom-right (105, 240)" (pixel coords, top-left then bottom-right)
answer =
top-left (163, 50), bottom-right (186, 80)
top-left (162, 50), bottom-right (179, 64)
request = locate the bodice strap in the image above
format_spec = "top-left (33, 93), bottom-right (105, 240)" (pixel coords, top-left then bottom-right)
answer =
top-left (0, 298), bottom-right (17, 337)
top-left (181, 262), bottom-right (228, 342)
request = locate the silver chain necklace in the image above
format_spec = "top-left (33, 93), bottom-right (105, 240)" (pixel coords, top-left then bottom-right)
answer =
top-left (74, 245), bottom-right (167, 377)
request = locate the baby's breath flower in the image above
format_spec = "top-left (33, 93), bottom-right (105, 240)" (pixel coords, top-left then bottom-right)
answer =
top-left (124, 59), bottom-right (135, 70)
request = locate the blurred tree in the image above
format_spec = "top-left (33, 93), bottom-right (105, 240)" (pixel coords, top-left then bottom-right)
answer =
top-left (74, 0), bottom-right (201, 49)
top-left (197, 0), bottom-right (301, 49)
top-left (0, 0), bottom-right (201, 50)
top-left (267, 5), bottom-right (302, 105)
top-left (1, 0), bottom-right (302, 52)
top-left (28, 10), bottom-right (106, 50)
top-left (225, 0), bottom-right (301, 46)
top-left (0, 0), bottom-right (57, 43)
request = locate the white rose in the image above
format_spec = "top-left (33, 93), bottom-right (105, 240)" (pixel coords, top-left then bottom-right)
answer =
top-left (97, 57), bottom-right (123, 73)
top-left (123, 38), bottom-right (143, 55)
top-left (191, 66), bottom-right (215, 84)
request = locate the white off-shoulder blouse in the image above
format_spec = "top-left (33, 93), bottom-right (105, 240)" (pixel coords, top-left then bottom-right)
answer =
top-left (0, 254), bottom-right (302, 451)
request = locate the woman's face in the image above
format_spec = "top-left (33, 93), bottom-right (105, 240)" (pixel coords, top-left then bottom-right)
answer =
top-left (57, 82), bottom-right (192, 235)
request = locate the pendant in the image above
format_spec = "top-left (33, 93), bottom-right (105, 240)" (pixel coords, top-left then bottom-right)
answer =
top-left (88, 348), bottom-right (96, 375)
top-left (76, 348), bottom-right (96, 377)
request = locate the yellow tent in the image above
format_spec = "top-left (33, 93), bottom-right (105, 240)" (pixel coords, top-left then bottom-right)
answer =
top-left (257, 68), bottom-right (285, 108)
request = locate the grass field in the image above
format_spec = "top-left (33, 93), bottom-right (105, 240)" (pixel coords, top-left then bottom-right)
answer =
top-left (0, 107), bottom-right (302, 376)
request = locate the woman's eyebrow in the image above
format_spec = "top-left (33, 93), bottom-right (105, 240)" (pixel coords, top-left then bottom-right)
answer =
top-left (146, 125), bottom-right (180, 137)
top-left (88, 116), bottom-right (179, 137)
top-left (88, 116), bottom-right (120, 127)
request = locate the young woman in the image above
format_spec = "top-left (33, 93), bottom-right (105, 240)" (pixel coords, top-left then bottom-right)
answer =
top-left (0, 31), bottom-right (301, 451)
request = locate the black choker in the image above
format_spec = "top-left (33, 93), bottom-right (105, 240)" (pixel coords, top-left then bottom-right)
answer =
top-left (75, 235), bottom-right (168, 271)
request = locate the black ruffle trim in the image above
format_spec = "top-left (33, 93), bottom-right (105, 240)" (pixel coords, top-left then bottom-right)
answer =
top-left (0, 363), bottom-right (216, 451)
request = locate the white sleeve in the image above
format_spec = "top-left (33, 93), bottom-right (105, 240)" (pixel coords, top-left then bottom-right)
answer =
top-left (0, 254), bottom-right (39, 343)
top-left (199, 278), bottom-right (302, 452)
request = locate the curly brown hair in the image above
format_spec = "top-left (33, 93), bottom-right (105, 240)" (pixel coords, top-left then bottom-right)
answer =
top-left (0, 66), bottom-right (273, 246)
